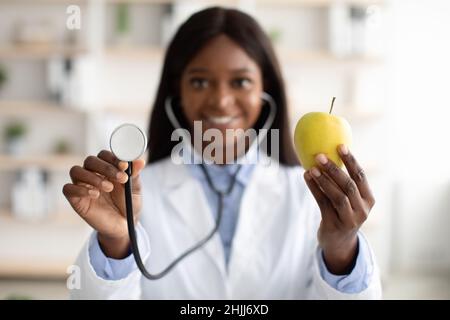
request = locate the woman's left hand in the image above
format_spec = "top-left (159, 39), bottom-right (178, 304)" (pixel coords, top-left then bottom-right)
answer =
top-left (303, 144), bottom-right (375, 275)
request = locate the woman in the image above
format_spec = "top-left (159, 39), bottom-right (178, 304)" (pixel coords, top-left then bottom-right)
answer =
top-left (64, 7), bottom-right (381, 299)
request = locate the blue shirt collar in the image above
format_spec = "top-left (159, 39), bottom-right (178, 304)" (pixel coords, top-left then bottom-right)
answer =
top-left (188, 161), bottom-right (255, 187)
top-left (186, 141), bottom-right (259, 187)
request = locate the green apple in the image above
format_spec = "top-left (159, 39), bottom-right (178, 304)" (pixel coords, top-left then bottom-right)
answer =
top-left (294, 97), bottom-right (352, 170)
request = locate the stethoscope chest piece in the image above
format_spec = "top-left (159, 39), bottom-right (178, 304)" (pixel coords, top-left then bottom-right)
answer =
top-left (110, 123), bottom-right (147, 162)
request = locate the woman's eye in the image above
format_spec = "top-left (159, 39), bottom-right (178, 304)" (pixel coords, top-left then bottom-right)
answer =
top-left (190, 78), bottom-right (209, 89)
top-left (232, 78), bottom-right (252, 89)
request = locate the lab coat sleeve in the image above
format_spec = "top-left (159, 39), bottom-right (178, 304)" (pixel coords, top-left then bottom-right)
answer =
top-left (317, 232), bottom-right (377, 294)
top-left (69, 222), bottom-right (150, 300)
top-left (88, 231), bottom-right (137, 280)
top-left (309, 203), bottom-right (383, 299)
top-left (311, 239), bottom-right (382, 299)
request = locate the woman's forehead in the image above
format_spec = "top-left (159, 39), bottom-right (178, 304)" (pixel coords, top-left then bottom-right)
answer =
top-left (185, 35), bottom-right (260, 74)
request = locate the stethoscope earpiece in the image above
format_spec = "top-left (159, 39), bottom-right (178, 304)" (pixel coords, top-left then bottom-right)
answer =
top-left (164, 92), bottom-right (277, 142)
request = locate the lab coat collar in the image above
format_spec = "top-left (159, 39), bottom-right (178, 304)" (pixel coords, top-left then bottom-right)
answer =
top-left (227, 156), bottom-right (283, 288)
top-left (159, 160), bottom-right (226, 278)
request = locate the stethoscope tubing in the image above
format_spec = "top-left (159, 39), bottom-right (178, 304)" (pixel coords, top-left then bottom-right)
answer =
top-left (125, 161), bottom-right (241, 280)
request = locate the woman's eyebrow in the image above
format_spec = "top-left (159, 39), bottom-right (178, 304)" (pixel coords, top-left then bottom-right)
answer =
top-left (187, 67), bottom-right (209, 74)
top-left (188, 68), bottom-right (208, 73)
top-left (186, 66), bottom-right (255, 74)
top-left (231, 67), bottom-right (254, 74)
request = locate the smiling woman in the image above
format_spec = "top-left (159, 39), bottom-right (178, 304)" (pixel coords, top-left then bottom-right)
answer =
top-left (179, 35), bottom-right (264, 162)
top-left (147, 6), bottom-right (297, 166)
top-left (180, 35), bottom-right (263, 131)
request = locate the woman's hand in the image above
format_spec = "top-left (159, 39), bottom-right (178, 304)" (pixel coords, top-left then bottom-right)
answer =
top-left (63, 150), bottom-right (146, 258)
top-left (303, 144), bottom-right (375, 275)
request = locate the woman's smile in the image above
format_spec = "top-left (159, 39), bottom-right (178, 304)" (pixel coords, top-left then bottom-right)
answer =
top-left (202, 112), bottom-right (243, 129)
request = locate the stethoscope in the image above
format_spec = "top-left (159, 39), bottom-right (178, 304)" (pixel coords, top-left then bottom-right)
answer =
top-left (109, 92), bottom-right (276, 280)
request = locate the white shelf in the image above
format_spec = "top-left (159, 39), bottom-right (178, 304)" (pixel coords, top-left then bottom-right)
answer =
top-left (0, 44), bottom-right (88, 60)
top-left (276, 48), bottom-right (384, 65)
top-left (0, 154), bottom-right (85, 172)
top-left (104, 46), bottom-right (164, 60)
top-left (105, 0), bottom-right (182, 4)
top-left (291, 106), bottom-right (383, 122)
top-left (338, 109), bottom-right (384, 124)
top-left (0, 101), bottom-right (86, 116)
top-left (103, 45), bottom-right (384, 65)
top-left (103, 105), bottom-right (151, 116)
top-left (0, 0), bottom-right (88, 4)
top-left (0, 209), bottom-right (84, 227)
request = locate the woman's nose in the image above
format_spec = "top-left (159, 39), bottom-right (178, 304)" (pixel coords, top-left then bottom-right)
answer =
top-left (209, 85), bottom-right (235, 110)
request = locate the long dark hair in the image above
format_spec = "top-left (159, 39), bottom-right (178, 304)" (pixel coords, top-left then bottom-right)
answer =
top-left (148, 6), bottom-right (299, 166)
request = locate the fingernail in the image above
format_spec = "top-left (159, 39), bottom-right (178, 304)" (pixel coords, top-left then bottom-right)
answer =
top-left (339, 144), bottom-right (348, 155)
top-left (316, 154), bottom-right (328, 165)
top-left (119, 161), bottom-right (128, 170)
top-left (304, 171), bottom-right (311, 180)
top-left (311, 167), bottom-right (321, 177)
top-left (89, 189), bottom-right (99, 198)
top-left (116, 172), bottom-right (127, 181)
top-left (101, 180), bottom-right (113, 191)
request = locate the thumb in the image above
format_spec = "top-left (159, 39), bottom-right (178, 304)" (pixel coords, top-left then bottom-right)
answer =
top-left (131, 158), bottom-right (146, 178)
top-left (130, 159), bottom-right (145, 195)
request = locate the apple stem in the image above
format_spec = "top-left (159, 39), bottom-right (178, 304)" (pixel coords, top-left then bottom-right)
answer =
top-left (329, 97), bottom-right (336, 114)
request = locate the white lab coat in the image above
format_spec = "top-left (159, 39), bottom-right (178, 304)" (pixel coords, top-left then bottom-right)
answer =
top-left (70, 155), bottom-right (382, 299)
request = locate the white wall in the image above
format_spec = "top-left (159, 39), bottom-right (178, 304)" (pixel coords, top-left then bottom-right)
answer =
top-left (389, 0), bottom-right (450, 273)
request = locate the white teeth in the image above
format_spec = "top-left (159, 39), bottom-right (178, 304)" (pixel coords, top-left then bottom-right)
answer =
top-left (207, 116), bottom-right (235, 124)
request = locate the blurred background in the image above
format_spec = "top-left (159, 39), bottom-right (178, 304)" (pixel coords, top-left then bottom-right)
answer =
top-left (0, 0), bottom-right (448, 300)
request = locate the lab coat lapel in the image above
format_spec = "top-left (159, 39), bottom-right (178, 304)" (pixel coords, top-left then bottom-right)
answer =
top-left (228, 158), bottom-right (284, 291)
top-left (161, 160), bottom-right (227, 279)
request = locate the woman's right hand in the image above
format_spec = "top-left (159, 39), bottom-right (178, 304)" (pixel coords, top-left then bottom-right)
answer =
top-left (63, 150), bottom-right (146, 258)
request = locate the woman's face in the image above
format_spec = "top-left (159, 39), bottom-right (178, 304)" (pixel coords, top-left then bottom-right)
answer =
top-left (180, 34), bottom-right (263, 152)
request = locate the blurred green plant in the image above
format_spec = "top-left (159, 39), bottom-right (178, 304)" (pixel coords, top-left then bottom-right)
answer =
top-left (0, 64), bottom-right (7, 90)
top-left (54, 139), bottom-right (71, 154)
top-left (268, 28), bottom-right (282, 44)
top-left (5, 122), bottom-right (27, 140)
top-left (116, 3), bottom-right (130, 35)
